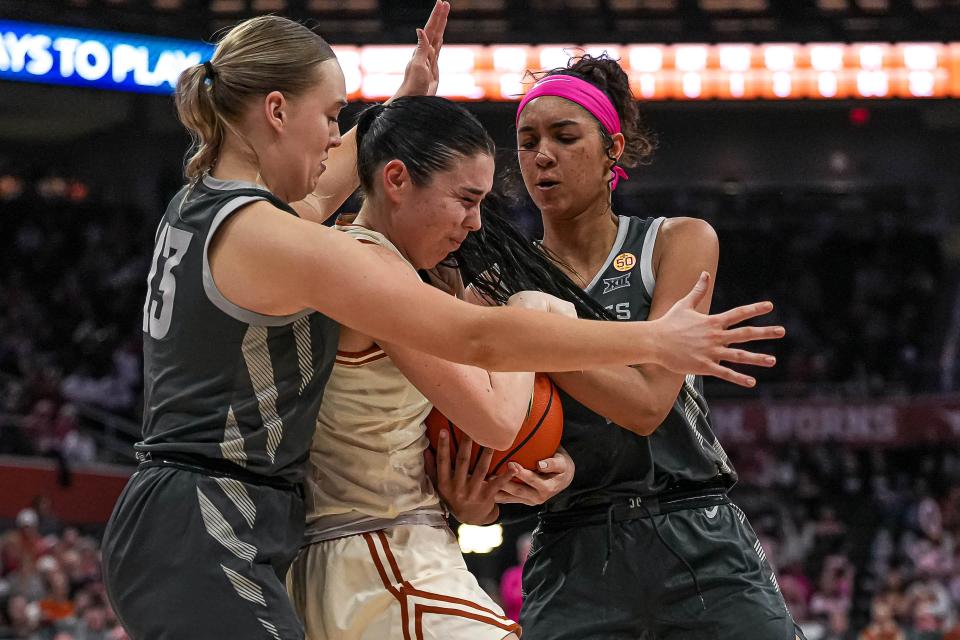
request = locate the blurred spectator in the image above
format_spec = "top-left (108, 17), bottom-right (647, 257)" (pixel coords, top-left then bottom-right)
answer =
top-left (779, 561), bottom-right (814, 622)
top-left (2, 510), bottom-right (44, 574)
top-left (0, 502), bottom-right (123, 640)
top-left (823, 609), bottom-right (854, 640)
top-left (813, 507), bottom-right (849, 558)
top-left (860, 598), bottom-right (906, 640)
top-left (500, 533), bottom-right (532, 623)
top-left (21, 402), bottom-right (58, 455)
top-left (904, 572), bottom-right (954, 633)
top-left (39, 571), bottom-right (74, 623)
top-left (910, 600), bottom-right (947, 640)
top-left (6, 555), bottom-right (45, 603)
top-left (2, 594), bottom-right (42, 639)
top-left (30, 498), bottom-right (61, 539)
top-left (810, 556), bottom-right (855, 621)
top-left (877, 568), bottom-right (912, 621)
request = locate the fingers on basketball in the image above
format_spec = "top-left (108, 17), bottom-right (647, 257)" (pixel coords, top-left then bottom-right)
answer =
top-left (424, 374), bottom-right (564, 481)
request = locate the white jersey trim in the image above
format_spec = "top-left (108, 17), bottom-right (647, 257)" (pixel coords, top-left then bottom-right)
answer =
top-left (202, 175), bottom-right (269, 192)
top-left (202, 195), bottom-right (311, 326)
top-left (640, 216), bottom-right (666, 298)
top-left (584, 215), bottom-right (631, 293)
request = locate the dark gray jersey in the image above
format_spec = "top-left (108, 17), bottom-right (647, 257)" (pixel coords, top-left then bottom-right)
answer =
top-left (547, 215), bottom-right (736, 512)
top-left (136, 176), bottom-right (339, 483)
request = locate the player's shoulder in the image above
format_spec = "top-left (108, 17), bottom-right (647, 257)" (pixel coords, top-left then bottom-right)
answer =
top-left (658, 216), bottom-right (718, 248)
top-left (215, 197), bottom-right (297, 231)
top-left (237, 197), bottom-right (288, 216)
top-left (337, 229), bottom-right (422, 280)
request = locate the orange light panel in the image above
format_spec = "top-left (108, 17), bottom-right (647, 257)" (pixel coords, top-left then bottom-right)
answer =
top-left (332, 42), bottom-right (960, 101)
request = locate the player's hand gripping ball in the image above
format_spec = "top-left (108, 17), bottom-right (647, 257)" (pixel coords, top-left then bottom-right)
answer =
top-left (425, 373), bottom-right (563, 478)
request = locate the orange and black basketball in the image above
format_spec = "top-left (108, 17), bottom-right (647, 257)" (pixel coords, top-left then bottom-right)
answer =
top-left (425, 373), bottom-right (563, 477)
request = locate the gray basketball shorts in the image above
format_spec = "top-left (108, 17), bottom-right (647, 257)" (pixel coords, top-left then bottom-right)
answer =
top-left (102, 464), bottom-right (306, 640)
top-left (520, 500), bottom-right (806, 640)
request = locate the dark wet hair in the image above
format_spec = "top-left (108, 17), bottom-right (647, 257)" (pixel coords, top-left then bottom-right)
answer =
top-left (355, 96), bottom-right (495, 194)
top-left (449, 189), bottom-right (615, 321)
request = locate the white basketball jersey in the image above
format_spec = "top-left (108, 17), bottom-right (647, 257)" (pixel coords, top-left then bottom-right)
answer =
top-left (303, 225), bottom-right (441, 541)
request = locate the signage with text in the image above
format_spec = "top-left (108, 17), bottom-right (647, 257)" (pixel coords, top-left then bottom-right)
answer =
top-left (711, 396), bottom-right (960, 446)
top-left (0, 20), bottom-right (214, 93)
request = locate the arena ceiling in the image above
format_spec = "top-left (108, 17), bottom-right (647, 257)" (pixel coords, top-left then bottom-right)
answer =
top-left (2, 0), bottom-right (960, 43)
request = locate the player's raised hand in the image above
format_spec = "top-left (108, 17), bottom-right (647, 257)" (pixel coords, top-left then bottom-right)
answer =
top-left (651, 271), bottom-right (785, 388)
top-left (393, 0), bottom-right (449, 100)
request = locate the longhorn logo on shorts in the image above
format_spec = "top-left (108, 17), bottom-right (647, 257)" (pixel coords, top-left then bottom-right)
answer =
top-left (613, 252), bottom-right (636, 272)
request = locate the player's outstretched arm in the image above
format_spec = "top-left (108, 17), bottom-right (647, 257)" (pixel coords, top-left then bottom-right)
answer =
top-left (209, 202), bottom-right (784, 376)
top-left (291, 1), bottom-right (449, 222)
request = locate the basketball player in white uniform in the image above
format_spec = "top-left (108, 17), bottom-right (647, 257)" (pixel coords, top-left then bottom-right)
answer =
top-left (285, 98), bottom-right (578, 639)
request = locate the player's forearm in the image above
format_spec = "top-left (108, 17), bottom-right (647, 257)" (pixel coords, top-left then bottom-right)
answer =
top-left (436, 370), bottom-right (533, 450)
top-left (383, 339), bottom-right (531, 449)
top-left (550, 365), bottom-right (682, 435)
top-left (458, 309), bottom-right (665, 373)
top-left (386, 338), bottom-right (532, 449)
top-left (485, 371), bottom-right (535, 436)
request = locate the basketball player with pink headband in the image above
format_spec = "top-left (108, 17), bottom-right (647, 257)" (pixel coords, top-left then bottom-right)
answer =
top-left (498, 56), bottom-right (806, 640)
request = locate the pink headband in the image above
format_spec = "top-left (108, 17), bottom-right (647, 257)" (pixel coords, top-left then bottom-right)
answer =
top-left (516, 75), bottom-right (629, 190)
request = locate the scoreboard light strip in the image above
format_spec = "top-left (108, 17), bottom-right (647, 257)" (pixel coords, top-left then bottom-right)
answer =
top-left (342, 42), bottom-right (960, 100)
top-left (0, 20), bottom-right (957, 100)
top-left (342, 41), bottom-right (960, 101)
